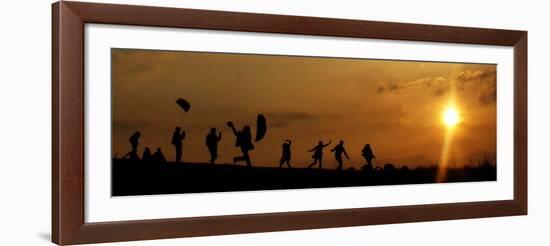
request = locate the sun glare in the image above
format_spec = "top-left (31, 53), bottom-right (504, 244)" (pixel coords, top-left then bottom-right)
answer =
top-left (443, 107), bottom-right (460, 127)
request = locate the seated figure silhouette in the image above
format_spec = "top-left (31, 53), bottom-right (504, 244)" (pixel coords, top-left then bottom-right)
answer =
top-left (308, 140), bottom-right (332, 169)
top-left (331, 140), bottom-right (350, 170)
top-left (279, 139), bottom-right (292, 168)
top-left (227, 121), bottom-right (254, 167)
top-left (142, 147), bottom-right (153, 162)
top-left (205, 128), bottom-right (222, 164)
top-left (171, 127), bottom-right (186, 163)
top-left (361, 144), bottom-right (376, 170)
top-left (152, 148), bottom-right (166, 163)
top-left (122, 131), bottom-right (141, 161)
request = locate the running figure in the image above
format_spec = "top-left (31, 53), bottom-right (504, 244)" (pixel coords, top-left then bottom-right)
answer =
top-left (331, 140), bottom-right (350, 170)
top-left (308, 140), bottom-right (332, 169)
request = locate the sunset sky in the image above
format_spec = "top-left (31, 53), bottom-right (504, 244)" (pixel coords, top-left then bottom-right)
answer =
top-left (112, 48), bottom-right (497, 169)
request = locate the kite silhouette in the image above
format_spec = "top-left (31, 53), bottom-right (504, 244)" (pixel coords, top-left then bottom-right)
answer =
top-left (176, 98), bottom-right (191, 112)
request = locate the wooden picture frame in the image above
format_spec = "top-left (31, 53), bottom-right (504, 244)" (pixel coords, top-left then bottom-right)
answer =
top-left (52, 1), bottom-right (527, 245)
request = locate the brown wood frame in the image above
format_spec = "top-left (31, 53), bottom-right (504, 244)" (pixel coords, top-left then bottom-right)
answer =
top-left (52, 1), bottom-right (527, 245)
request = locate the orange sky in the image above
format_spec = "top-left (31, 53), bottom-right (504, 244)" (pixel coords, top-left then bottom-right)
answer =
top-left (112, 48), bottom-right (496, 169)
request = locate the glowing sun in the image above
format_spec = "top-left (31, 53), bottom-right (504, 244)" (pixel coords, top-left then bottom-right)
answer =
top-left (443, 107), bottom-right (460, 127)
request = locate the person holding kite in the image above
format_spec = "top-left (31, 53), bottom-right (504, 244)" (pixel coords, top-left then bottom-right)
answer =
top-left (226, 114), bottom-right (267, 167)
top-left (173, 98), bottom-right (191, 163)
top-left (227, 122), bottom-right (254, 167)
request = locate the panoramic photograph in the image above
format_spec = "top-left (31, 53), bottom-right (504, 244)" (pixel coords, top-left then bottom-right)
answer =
top-left (111, 48), bottom-right (497, 196)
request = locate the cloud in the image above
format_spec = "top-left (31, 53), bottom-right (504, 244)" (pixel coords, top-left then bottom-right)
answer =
top-left (478, 80), bottom-right (497, 105)
top-left (376, 81), bottom-right (404, 94)
top-left (376, 81), bottom-right (400, 94)
top-left (457, 70), bottom-right (497, 91)
top-left (375, 76), bottom-right (449, 96)
top-left (432, 87), bottom-right (449, 97)
top-left (457, 70), bottom-right (495, 82)
top-left (375, 70), bottom-right (497, 104)
top-left (428, 77), bottom-right (449, 96)
top-left (457, 70), bottom-right (497, 105)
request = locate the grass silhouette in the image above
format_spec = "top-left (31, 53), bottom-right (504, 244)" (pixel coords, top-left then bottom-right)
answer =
top-left (112, 157), bottom-right (496, 196)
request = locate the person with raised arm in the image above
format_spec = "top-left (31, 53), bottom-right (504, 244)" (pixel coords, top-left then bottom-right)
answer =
top-left (308, 140), bottom-right (332, 169)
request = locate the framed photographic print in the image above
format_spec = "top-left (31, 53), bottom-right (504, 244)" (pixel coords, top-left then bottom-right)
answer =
top-left (52, 1), bottom-right (527, 245)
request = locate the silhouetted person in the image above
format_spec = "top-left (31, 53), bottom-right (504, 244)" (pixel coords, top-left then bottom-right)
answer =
top-left (152, 148), bottom-right (166, 163)
top-left (171, 127), bottom-right (186, 163)
top-left (227, 121), bottom-right (254, 167)
top-left (142, 147), bottom-right (152, 162)
top-left (361, 144), bottom-right (376, 169)
top-left (122, 131), bottom-right (141, 161)
top-left (308, 140), bottom-right (332, 169)
top-left (129, 131), bottom-right (141, 152)
top-left (331, 140), bottom-right (350, 170)
top-left (279, 139), bottom-right (292, 168)
top-left (205, 128), bottom-right (222, 164)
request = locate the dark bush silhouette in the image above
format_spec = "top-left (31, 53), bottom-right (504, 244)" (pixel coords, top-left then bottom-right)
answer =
top-left (384, 163), bottom-right (396, 173)
top-left (361, 163), bottom-right (373, 173)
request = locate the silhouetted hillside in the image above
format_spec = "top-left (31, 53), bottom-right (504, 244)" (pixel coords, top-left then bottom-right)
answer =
top-left (112, 159), bottom-right (496, 196)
